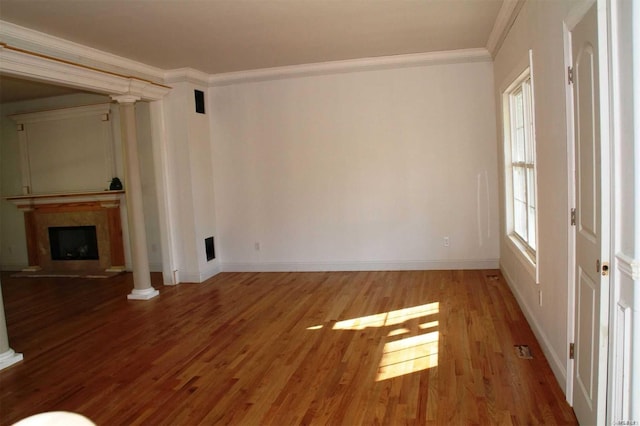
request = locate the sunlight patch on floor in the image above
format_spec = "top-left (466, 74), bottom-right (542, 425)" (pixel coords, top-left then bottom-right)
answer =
top-left (306, 302), bottom-right (440, 381)
top-left (376, 330), bottom-right (439, 381)
top-left (332, 302), bottom-right (439, 330)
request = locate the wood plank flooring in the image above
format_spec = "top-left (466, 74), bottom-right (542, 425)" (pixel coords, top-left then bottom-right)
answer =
top-left (0, 270), bottom-right (577, 425)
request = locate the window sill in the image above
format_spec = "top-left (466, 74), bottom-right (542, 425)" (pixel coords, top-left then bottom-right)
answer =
top-left (506, 234), bottom-right (538, 284)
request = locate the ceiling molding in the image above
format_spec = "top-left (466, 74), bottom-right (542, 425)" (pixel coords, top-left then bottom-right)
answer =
top-left (486, 0), bottom-right (526, 57)
top-left (209, 48), bottom-right (492, 87)
top-left (164, 68), bottom-right (211, 86)
top-left (0, 20), bottom-right (166, 83)
top-left (0, 44), bottom-right (170, 101)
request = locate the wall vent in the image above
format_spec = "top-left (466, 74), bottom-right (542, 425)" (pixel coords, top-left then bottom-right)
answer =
top-left (205, 236), bottom-right (215, 261)
top-left (194, 90), bottom-right (205, 114)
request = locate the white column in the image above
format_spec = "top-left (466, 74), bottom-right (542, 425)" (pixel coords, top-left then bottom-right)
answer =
top-left (112, 95), bottom-right (159, 300)
top-left (0, 279), bottom-right (23, 370)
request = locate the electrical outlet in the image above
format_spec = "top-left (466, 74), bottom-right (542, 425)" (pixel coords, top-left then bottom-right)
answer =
top-left (443, 237), bottom-right (450, 247)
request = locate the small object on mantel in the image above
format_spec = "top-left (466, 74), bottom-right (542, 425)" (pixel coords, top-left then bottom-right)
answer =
top-left (109, 177), bottom-right (123, 191)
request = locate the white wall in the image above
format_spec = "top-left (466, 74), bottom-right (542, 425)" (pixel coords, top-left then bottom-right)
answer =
top-left (0, 93), bottom-right (163, 271)
top-left (163, 81), bottom-right (219, 282)
top-left (210, 60), bottom-right (499, 271)
top-left (493, 0), bottom-right (581, 393)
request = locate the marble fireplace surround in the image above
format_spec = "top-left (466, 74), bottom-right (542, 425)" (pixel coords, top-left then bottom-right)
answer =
top-left (6, 191), bottom-right (125, 273)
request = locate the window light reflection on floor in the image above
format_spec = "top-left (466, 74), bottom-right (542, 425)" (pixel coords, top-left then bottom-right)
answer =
top-left (332, 302), bottom-right (439, 330)
top-left (306, 302), bottom-right (440, 381)
top-left (376, 330), bottom-right (439, 381)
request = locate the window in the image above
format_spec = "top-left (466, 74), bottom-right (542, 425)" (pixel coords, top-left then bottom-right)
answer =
top-left (504, 69), bottom-right (537, 261)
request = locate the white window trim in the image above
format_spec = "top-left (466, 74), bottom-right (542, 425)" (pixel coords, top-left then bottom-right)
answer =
top-left (501, 50), bottom-right (540, 284)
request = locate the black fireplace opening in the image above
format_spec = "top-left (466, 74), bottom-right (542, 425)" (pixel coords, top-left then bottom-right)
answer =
top-left (48, 226), bottom-right (99, 260)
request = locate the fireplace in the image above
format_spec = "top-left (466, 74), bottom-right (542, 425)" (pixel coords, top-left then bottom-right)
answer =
top-left (49, 226), bottom-right (99, 261)
top-left (6, 191), bottom-right (125, 273)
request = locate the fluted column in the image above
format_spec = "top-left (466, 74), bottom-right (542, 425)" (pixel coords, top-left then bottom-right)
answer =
top-left (0, 279), bottom-right (23, 370)
top-left (112, 95), bottom-right (159, 300)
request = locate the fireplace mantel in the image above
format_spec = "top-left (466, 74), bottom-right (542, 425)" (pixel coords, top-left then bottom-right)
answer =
top-left (5, 190), bottom-right (126, 273)
top-left (6, 190), bottom-right (125, 210)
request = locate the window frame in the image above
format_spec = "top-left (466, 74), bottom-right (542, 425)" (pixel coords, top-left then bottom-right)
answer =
top-left (503, 66), bottom-right (539, 270)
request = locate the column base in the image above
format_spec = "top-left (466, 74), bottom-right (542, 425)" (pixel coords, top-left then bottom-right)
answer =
top-left (127, 287), bottom-right (159, 300)
top-left (0, 348), bottom-right (23, 371)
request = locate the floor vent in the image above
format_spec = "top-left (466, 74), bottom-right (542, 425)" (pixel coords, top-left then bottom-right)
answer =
top-left (514, 345), bottom-right (533, 359)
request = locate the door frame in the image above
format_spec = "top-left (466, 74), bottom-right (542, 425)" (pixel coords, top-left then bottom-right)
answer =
top-left (563, 0), bottom-right (613, 423)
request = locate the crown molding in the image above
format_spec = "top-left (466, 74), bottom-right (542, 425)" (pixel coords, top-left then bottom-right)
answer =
top-left (0, 20), bottom-right (165, 83)
top-left (209, 48), bottom-right (492, 86)
top-left (164, 68), bottom-right (211, 86)
top-left (486, 0), bottom-right (526, 58)
top-left (0, 44), bottom-right (170, 101)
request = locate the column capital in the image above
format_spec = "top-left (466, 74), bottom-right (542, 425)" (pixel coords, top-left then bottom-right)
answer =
top-left (111, 94), bottom-right (141, 104)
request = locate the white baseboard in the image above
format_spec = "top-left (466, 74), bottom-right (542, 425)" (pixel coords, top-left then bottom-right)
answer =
top-left (500, 264), bottom-right (568, 394)
top-left (0, 348), bottom-right (23, 371)
top-left (221, 259), bottom-right (499, 273)
top-left (179, 265), bottom-right (222, 284)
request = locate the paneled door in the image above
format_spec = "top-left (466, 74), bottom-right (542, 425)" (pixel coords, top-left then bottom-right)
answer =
top-left (571, 3), bottom-right (606, 425)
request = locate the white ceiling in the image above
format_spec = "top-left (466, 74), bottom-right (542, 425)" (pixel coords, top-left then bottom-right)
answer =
top-left (0, 0), bottom-right (504, 75)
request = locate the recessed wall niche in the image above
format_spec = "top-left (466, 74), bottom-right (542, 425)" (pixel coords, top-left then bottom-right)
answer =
top-left (9, 103), bottom-right (116, 195)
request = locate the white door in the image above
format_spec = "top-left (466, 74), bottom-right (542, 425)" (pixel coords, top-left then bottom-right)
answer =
top-left (571, 3), bottom-right (606, 425)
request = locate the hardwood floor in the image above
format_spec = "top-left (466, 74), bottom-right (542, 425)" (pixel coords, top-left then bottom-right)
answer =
top-left (0, 270), bottom-right (577, 425)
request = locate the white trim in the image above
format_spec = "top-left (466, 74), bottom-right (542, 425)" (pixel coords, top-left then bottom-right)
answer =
top-left (9, 103), bottom-right (110, 124)
top-left (164, 68), bottom-right (211, 85)
top-left (486, 0), bottom-right (526, 57)
top-left (629, 1), bottom-right (640, 421)
top-left (0, 348), bottom-right (23, 371)
top-left (127, 287), bottom-right (159, 300)
top-left (221, 259), bottom-right (499, 273)
top-left (179, 266), bottom-right (221, 284)
top-left (0, 45), bottom-right (170, 101)
top-left (5, 191), bottom-right (124, 209)
top-left (500, 264), bottom-right (569, 395)
top-left (209, 48), bottom-right (492, 86)
top-left (506, 235), bottom-right (537, 282)
top-left (0, 20), bottom-right (165, 82)
top-left (501, 53), bottom-right (539, 284)
top-left (615, 253), bottom-right (640, 280)
top-left (596, 1), bottom-right (613, 424)
top-left (563, 16), bottom-right (578, 405)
